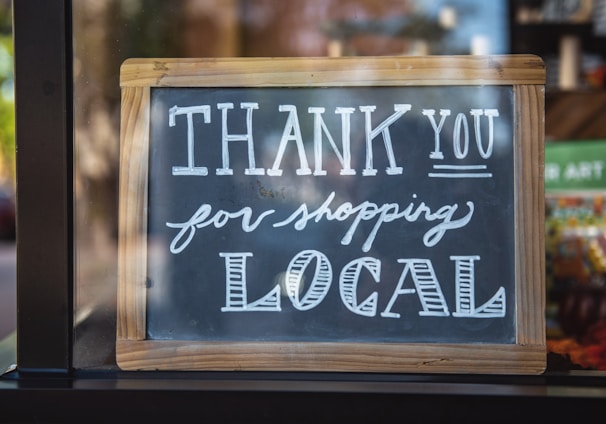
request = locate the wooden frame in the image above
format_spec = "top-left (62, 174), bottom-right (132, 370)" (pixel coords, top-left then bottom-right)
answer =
top-left (117, 55), bottom-right (546, 373)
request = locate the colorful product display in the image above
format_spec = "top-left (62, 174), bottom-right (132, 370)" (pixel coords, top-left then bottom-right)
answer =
top-left (545, 140), bottom-right (606, 370)
top-left (545, 193), bottom-right (606, 369)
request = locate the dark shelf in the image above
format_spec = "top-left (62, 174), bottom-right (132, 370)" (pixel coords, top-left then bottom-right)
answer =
top-left (512, 22), bottom-right (606, 56)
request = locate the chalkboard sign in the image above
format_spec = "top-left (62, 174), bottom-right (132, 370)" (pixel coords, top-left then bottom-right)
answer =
top-left (117, 56), bottom-right (546, 374)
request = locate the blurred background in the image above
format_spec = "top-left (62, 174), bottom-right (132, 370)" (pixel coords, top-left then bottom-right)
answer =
top-left (0, 0), bottom-right (15, 372)
top-left (3, 0), bottom-right (606, 371)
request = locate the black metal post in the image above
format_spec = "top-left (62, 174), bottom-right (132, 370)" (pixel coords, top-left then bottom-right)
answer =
top-left (13, 0), bottom-right (73, 373)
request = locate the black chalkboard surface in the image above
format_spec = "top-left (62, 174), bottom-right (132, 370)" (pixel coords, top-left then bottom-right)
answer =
top-left (117, 56), bottom-right (546, 373)
top-left (146, 85), bottom-right (515, 344)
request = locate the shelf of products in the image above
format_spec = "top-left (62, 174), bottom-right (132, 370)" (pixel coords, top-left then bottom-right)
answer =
top-left (511, 0), bottom-right (606, 91)
top-left (545, 140), bottom-right (606, 370)
top-left (545, 192), bottom-right (606, 369)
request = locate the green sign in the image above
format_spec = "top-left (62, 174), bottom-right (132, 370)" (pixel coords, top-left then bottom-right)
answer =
top-left (545, 140), bottom-right (606, 191)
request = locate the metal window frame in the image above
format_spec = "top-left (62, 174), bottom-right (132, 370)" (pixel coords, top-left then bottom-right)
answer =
top-left (14, 0), bottom-right (73, 373)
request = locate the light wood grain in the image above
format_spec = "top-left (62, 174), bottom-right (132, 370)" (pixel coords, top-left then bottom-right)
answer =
top-left (117, 86), bottom-right (149, 341)
top-left (117, 340), bottom-right (546, 374)
top-left (117, 55), bottom-right (546, 374)
top-left (120, 55), bottom-right (545, 88)
top-left (514, 84), bottom-right (546, 347)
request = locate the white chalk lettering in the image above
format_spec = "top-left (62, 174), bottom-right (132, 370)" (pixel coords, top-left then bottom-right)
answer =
top-left (453, 112), bottom-right (470, 159)
top-left (217, 251), bottom-right (505, 319)
top-left (220, 252), bottom-right (281, 311)
top-left (267, 105), bottom-right (312, 176)
top-left (273, 192), bottom-right (474, 252)
top-left (339, 257), bottom-right (381, 317)
top-left (381, 259), bottom-right (449, 318)
top-left (216, 102), bottom-right (264, 176)
top-left (309, 106), bottom-right (356, 176)
top-left (166, 204), bottom-right (275, 254)
top-left (422, 109), bottom-right (451, 160)
top-left (285, 250), bottom-right (332, 311)
top-left (359, 104), bottom-right (410, 176)
top-left (169, 105), bottom-right (211, 176)
top-left (424, 108), bottom-right (499, 161)
top-left (472, 109), bottom-right (499, 159)
top-left (451, 255), bottom-right (506, 317)
top-left (167, 193), bottom-right (474, 255)
top-left (168, 103), bottom-right (501, 176)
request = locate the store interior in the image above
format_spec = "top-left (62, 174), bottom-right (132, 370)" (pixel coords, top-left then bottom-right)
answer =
top-left (3, 0), bottom-right (606, 374)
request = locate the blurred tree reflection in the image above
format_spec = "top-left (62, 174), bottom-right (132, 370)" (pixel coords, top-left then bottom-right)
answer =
top-left (0, 0), bottom-right (14, 186)
top-left (73, 0), bottom-right (509, 369)
top-left (73, 0), bottom-right (419, 253)
top-left (73, 0), bottom-right (240, 252)
top-left (73, 0), bottom-right (241, 367)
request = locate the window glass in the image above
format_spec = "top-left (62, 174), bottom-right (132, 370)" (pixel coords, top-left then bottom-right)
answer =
top-left (73, 0), bottom-right (509, 369)
top-left (0, 0), bottom-right (15, 374)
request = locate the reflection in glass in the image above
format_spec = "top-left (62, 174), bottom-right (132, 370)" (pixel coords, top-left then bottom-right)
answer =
top-left (73, 0), bottom-right (509, 369)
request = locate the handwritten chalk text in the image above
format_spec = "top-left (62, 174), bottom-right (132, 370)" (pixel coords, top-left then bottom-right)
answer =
top-left (166, 192), bottom-right (474, 254)
top-left (168, 103), bottom-right (500, 177)
top-left (220, 250), bottom-right (506, 319)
